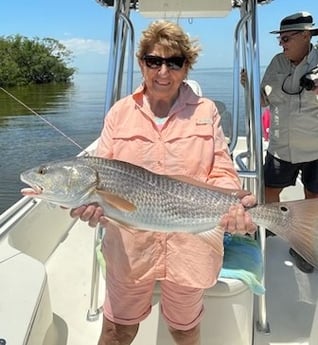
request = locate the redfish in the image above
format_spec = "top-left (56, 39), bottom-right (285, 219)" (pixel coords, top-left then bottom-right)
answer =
top-left (20, 156), bottom-right (318, 267)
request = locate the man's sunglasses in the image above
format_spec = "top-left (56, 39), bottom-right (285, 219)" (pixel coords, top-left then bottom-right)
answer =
top-left (277, 31), bottom-right (302, 44)
top-left (142, 55), bottom-right (186, 70)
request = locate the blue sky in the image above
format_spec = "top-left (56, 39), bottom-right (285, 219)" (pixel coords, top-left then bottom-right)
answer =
top-left (1, 0), bottom-right (318, 73)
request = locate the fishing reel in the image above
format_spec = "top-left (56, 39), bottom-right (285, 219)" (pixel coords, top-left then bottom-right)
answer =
top-left (300, 66), bottom-right (318, 91)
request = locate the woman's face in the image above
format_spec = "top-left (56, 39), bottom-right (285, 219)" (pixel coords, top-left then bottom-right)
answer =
top-left (139, 44), bottom-right (189, 100)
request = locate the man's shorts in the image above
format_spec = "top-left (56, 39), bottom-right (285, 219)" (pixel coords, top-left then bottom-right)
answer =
top-left (103, 270), bottom-right (205, 331)
top-left (264, 152), bottom-right (318, 193)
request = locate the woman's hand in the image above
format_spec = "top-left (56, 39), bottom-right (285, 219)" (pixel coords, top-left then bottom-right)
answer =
top-left (219, 194), bottom-right (257, 234)
top-left (70, 204), bottom-right (105, 228)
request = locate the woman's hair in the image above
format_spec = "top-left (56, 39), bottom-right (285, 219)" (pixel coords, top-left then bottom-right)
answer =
top-left (136, 20), bottom-right (201, 69)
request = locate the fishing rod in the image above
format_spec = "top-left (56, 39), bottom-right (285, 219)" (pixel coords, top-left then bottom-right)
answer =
top-left (0, 87), bottom-right (89, 155)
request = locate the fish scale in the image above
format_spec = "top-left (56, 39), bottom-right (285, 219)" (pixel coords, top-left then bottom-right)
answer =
top-left (88, 157), bottom-right (240, 231)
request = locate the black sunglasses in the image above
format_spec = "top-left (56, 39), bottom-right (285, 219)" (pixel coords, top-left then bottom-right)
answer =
top-left (142, 55), bottom-right (186, 70)
top-left (277, 31), bottom-right (302, 44)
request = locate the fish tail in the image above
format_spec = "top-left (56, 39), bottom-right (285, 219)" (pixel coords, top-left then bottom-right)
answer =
top-left (274, 199), bottom-right (318, 268)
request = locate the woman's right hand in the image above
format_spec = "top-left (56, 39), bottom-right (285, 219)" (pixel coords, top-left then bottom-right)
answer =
top-left (70, 204), bottom-right (104, 228)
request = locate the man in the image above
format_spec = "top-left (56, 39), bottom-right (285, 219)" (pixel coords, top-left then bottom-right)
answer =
top-left (244, 12), bottom-right (318, 273)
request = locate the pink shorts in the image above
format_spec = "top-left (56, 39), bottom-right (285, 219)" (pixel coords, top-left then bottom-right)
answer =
top-left (103, 271), bottom-right (205, 331)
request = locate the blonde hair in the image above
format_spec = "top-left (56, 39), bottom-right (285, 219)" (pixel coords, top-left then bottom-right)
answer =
top-left (136, 20), bottom-right (201, 69)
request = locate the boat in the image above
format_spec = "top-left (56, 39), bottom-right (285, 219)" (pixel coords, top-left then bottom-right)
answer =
top-left (1, 0), bottom-right (318, 344)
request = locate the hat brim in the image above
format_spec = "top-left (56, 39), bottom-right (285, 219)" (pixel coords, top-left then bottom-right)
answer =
top-left (270, 28), bottom-right (318, 36)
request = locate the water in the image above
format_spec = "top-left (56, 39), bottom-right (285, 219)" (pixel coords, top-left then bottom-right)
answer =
top-left (0, 69), bottom-right (245, 214)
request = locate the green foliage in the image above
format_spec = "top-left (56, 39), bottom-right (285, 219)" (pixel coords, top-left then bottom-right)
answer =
top-left (0, 35), bottom-right (76, 87)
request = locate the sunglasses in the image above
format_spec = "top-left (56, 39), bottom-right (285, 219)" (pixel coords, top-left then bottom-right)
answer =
top-left (142, 55), bottom-right (186, 70)
top-left (277, 31), bottom-right (302, 44)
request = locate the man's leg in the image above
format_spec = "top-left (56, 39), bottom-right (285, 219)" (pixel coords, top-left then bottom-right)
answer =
top-left (264, 186), bottom-right (282, 203)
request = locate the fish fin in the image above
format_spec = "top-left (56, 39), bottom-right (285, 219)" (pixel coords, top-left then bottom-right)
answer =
top-left (169, 175), bottom-right (250, 199)
top-left (272, 199), bottom-right (318, 268)
top-left (96, 190), bottom-right (136, 212)
top-left (197, 226), bottom-right (225, 256)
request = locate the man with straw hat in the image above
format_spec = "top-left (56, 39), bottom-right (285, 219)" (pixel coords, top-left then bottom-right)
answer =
top-left (242, 12), bottom-right (318, 273)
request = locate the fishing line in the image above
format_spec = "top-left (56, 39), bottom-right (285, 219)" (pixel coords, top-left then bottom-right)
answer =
top-left (0, 87), bottom-right (89, 154)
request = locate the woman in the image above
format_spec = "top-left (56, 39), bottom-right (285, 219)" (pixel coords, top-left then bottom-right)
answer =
top-left (72, 20), bottom-right (256, 345)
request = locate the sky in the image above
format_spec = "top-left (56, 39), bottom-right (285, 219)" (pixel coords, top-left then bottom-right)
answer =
top-left (0, 0), bottom-right (318, 73)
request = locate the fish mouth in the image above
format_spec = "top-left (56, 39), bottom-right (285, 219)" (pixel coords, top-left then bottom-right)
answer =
top-left (20, 174), bottom-right (43, 197)
top-left (21, 185), bottom-right (43, 197)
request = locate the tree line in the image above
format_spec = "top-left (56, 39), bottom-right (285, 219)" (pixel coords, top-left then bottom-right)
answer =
top-left (0, 35), bottom-right (76, 87)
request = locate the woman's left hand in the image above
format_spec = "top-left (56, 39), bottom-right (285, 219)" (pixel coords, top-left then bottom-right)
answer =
top-left (219, 194), bottom-right (257, 234)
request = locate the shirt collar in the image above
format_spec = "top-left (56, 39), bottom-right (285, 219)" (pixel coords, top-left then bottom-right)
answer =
top-left (132, 82), bottom-right (203, 108)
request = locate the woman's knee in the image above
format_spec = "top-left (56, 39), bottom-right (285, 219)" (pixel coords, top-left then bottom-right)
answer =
top-left (98, 316), bottom-right (139, 345)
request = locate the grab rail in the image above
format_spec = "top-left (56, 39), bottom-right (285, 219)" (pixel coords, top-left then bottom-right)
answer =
top-left (0, 197), bottom-right (38, 239)
top-left (104, 0), bottom-right (135, 114)
top-left (235, 0), bottom-right (269, 334)
top-left (87, 224), bottom-right (104, 321)
top-left (87, 0), bottom-right (135, 320)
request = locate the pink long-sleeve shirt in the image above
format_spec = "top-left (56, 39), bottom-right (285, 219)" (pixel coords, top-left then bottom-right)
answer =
top-left (96, 82), bottom-right (241, 289)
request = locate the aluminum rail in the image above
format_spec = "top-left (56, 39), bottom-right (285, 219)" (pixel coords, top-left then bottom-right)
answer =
top-left (237, 0), bottom-right (269, 335)
top-left (228, 12), bottom-right (250, 154)
top-left (0, 197), bottom-right (38, 239)
top-left (104, 0), bottom-right (135, 114)
top-left (87, 0), bottom-right (135, 320)
top-left (87, 224), bottom-right (104, 321)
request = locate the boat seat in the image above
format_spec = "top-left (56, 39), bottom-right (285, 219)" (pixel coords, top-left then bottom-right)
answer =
top-left (186, 79), bottom-right (203, 96)
top-left (0, 248), bottom-right (52, 345)
top-left (185, 79), bottom-right (232, 144)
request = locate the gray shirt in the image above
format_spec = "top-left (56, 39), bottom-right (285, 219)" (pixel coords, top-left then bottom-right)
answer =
top-left (261, 46), bottom-right (318, 163)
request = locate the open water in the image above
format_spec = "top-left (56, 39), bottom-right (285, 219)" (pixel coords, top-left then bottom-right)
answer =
top-left (0, 69), bottom-right (246, 214)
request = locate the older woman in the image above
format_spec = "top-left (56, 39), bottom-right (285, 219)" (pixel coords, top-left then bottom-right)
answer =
top-left (72, 20), bottom-right (256, 345)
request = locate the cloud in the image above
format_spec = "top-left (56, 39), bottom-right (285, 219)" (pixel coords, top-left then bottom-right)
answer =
top-left (60, 38), bottom-right (108, 55)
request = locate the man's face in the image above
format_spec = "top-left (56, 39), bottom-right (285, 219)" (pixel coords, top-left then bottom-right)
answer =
top-left (278, 31), bottom-right (310, 64)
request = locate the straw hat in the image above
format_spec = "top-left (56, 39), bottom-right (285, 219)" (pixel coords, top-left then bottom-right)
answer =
top-left (270, 12), bottom-right (318, 36)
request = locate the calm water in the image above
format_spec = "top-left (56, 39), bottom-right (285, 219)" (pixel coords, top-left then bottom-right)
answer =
top-left (0, 69), bottom-right (245, 214)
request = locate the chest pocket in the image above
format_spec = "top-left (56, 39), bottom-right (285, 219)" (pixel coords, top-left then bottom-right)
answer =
top-left (163, 121), bottom-right (215, 178)
top-left (111, 125), bottom-right (156, 164)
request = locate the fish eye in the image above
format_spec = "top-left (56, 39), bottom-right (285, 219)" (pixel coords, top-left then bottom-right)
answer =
top-left (280, 205), bottom-right (288, 213)
top-left (38, 166), bottom-right (47, 175)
